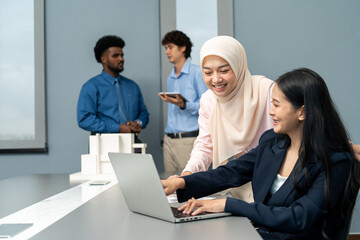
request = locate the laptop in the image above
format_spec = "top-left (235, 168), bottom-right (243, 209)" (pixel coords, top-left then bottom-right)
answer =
top-left (108, 152), bottom-right (231, 223)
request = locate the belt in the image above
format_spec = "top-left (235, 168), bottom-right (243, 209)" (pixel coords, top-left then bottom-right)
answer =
top-left (166, 130), bottom-right (199, 139)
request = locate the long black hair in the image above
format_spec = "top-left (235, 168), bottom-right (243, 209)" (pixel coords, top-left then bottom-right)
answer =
top-left (276, 68), bottom-right (360, 224)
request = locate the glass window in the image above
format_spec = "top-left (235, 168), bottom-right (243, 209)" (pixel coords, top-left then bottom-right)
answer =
top-left (176, 0), bottom-right (218, 65)
top-left (0, 0), bottom-right (46, 152)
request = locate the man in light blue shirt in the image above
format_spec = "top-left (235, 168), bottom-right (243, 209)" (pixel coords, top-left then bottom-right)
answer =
top-left (77, 35), bottom-right (149, 138)
top-left (159, 30), bottom-right (208, 172)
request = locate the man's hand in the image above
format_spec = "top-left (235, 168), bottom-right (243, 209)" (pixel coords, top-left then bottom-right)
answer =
top-left (119, 124), bottom-right (132, 133)
top-left (158, 93), bottom-right (185, 108)
top-left (178, 198), bottom-right (226, 216)
top-left (119, 122), bottom-right (141, 134)
top-left (161, 176), bottom-right (185, 196)
top-left (126, 121), bottom-right (142, 133)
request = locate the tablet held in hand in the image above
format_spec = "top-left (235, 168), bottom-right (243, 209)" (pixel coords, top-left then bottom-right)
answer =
top-left (159, 92), bottom-right (187, 102)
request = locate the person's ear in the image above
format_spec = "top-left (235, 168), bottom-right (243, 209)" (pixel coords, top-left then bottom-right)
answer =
top-left (100, 50), bottom-right (108, 64)
top-left (298, 105), bottom-right (305, 121)
top-left (180, 46), bottom-right (186, 54)
top-left (100, 57), bottom-right (105, 64)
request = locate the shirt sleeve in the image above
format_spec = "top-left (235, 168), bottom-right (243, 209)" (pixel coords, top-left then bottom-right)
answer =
top-left (182, 91), bottom-right (214, 173)
top-left (181, 68), bottom-right (207, 114)
top-left (134, 85), bottom-right (149, 129)
top-left (77, 84), bottom-right (119, 133)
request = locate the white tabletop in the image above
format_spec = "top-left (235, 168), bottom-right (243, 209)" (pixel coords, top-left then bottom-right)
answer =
top-left (0, 174), bottom-right (262, 240)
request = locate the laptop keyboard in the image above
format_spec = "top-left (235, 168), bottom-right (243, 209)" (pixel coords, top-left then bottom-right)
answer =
top-left (171, 207), bottom-right (207, 218)
top-left (171, 207), bottom-right (192, 218)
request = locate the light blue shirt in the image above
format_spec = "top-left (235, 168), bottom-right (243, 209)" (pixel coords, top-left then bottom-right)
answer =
top-left (165, 59), bottom-right (208, 133)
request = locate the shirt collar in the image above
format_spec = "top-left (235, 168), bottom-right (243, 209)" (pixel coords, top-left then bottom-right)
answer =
top-left (101, 70), bottom-right (122, 84)
top-left (170, 58), bottom-right (191, 79)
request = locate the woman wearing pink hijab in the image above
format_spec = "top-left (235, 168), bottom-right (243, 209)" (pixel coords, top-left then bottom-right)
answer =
top-left (180, 36), bottom-right (274, 201)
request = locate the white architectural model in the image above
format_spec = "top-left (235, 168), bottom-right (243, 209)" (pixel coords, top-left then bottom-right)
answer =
top-left (70, 133), bottom-right (147, 180)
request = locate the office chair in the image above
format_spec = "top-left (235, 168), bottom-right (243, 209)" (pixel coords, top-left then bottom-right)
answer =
top-left (332, 189), bottom-right (359, 240)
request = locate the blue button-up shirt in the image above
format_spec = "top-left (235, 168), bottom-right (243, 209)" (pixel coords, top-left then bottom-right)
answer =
top-left (165, 59), bottom-right (208, 133)
top-left (77, 71), bottom-right (149, 133)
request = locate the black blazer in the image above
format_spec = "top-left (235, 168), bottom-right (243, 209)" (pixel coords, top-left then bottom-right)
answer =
top-left (177, 129), bottom-right (353, 239)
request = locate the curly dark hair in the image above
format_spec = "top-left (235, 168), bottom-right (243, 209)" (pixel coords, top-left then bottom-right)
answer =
top-left (162, 30), bottom-right (192, 59)
top-left (94, 35), bottom-right (125, 63)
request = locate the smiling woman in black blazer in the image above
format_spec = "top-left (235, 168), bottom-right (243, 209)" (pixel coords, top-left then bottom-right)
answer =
top-left (162, 68), bottom-right (360, 239)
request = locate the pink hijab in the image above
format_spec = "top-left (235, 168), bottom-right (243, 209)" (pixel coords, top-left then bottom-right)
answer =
top-left (200, 36), bottom-right (273, 167)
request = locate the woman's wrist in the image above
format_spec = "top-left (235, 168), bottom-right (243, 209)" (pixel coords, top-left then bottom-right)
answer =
top-left (181, 171), bottom-right (192, 176)
top-left (176, 177), bottom-right (186, 189)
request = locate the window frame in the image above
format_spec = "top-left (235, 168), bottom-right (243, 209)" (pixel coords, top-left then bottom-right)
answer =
top-left (0, 0), bottom-right (47, 153)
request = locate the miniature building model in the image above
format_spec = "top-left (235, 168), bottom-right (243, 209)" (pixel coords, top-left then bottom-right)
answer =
top-left (70, 133), bottom-right (147, 180)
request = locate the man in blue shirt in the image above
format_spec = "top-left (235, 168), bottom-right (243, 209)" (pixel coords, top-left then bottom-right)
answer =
top-left (77, 35), bottom-right (149, 138)
top-left (159, 30), bottom-right (208, 172)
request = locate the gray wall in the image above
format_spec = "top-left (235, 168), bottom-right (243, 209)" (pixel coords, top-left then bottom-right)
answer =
top-left (0, 0), bottom-right (163, 179)
top-left (233, 0), bottom-right (360, 233)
